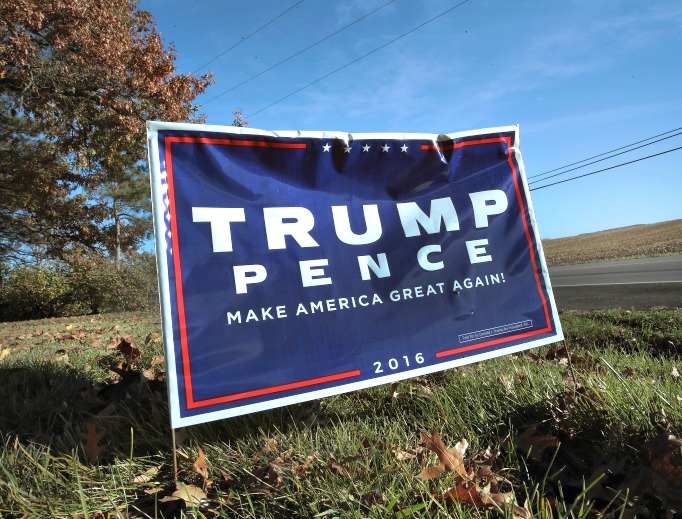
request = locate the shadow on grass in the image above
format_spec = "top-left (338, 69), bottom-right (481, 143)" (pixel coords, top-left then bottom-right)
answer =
top-left (0, 362), bottom-right (94, 443)
top-left (0, 356), bottom-right (323, 460)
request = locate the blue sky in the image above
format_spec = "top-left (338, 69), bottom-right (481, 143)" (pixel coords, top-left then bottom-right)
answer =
top-left (141, 0), bottom-right (682, 239)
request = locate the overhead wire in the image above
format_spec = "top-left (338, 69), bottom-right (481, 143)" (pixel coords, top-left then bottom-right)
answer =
top-left (200, 0), bottom-right (397, 107)
top-left (528, 130), bottom-right (682, 185)
top-left (191, 0), bottom-right (304, 74)
top-left (528, 125), bottom-right (682, 180)
top-left (529, 145), bottom-right (682, 191)
top-left (189, 3), bottom-right (678, 194)
top-left (245, 0), bottom-right (471, 119)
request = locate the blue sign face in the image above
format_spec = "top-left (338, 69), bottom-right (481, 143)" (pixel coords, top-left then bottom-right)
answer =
top-left (147, 123), bottom-right (563, 427)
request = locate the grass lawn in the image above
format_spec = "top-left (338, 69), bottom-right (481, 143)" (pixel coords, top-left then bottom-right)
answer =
top-left (0, 308), bottom-right (681, 518)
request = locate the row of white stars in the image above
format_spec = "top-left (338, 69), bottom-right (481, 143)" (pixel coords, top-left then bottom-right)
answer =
top-left (322, 143), bottom-right (409, 153)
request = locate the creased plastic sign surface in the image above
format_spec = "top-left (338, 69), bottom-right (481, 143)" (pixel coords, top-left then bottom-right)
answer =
top-left (146, 122), bottom-right (563, 427)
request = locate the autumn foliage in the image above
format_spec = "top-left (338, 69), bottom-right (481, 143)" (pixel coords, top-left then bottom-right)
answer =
top-left (0, 0), bottom-right (212, 262)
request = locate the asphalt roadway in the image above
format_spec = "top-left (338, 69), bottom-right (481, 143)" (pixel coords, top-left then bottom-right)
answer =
top-left (548, 255), bottom-right (682, 310)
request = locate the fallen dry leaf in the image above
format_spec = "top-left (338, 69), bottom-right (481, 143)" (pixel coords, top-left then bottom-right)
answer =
top-left (443, 480), bottom-right (528, 517)
top-left (443, 480), bottom-right (483, 505)
top-left (641, 433), bottom-right (682, 487)
top-left (293, 454), bottom-right (315, 477)
top-left (116, 337), bottom-right (140, 366)
top-left (132, 465), bottom-right (160, 484)
top-left (80, 422), bottom-right (106, 464)
top-left (192, 446), bottom-right (210, 480)
top-left (416, 430), bottom-right (527, 516)
top-left (142, 355), bottom-right (166, 380)
top-left (145, 332), bottom-right (161, 345)
top-left (171, 484), bottom-right (207, 505)
top-left (417, 429), bottom-right (468, 480)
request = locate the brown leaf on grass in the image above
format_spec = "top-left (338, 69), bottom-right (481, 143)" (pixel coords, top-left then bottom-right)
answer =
top-left (218, 468), bottom-right (236, 484)
top-left (641, 433), bottom-right (682, 486)
top-left (362, 488), bottom-right (384, 505)
top-left (141, 366), bottom-right (157, 381)
top-left (108, 338), bottom-right (143, 384)
top-left (192, 446), bottom-right (210, 480)
top-left (165, 484), bottom-right (206, 506)
top-left (244, 462), bottom-right (282, 494)
top-left (609, 434), bottom-right (682, 518)
top-left (393, 446), bottom-right (418, 461)
top-left (142, 355), bottom-right (166, 381)
top-left (328, 453), bottom-right (362, 478)
top-left (390, 381), bottom-right (400, 399)
top-left (417, 429), bottom-right (468, 479)
top-left (80, 422), bottom-right (106, 464)
top-left (330, 459), bottom-right (348, 478)
top-left (132, 465), bottom-right (160, 484)
top-left (514, 500), bottom-right (533, 519)
top-left (253, 434), bottom-right (279, 461)
top-left (443, 480), bottom-right (483, 505)
top-left (293, 454), bottom-right (316, 477)
top-left (145, 332), bottom-right (161, 345)
top-left (116, 337), bottom-right (140, 366)
top-left (443, 481), bottom-right (529, 518)
top-left (513, 425), bottom-right (560, 461)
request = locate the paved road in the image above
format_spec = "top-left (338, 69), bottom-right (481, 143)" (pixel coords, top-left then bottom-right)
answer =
top-left (548, 255), bottom-right (682, 310)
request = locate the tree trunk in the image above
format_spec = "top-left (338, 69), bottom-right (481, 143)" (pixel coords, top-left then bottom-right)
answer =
top-left (114, 197), bottom-right (121, 269)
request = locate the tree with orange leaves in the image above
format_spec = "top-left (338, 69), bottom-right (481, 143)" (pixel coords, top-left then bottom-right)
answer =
top-left (0, 0), bottom-right (213, 263)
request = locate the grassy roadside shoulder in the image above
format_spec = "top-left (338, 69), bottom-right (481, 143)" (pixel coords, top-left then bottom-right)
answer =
top-left (0, 308), bottom-right (681, 518)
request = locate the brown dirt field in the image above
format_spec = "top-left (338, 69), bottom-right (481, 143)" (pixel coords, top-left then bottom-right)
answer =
top-left (541, 219), bottom-right (682, 266)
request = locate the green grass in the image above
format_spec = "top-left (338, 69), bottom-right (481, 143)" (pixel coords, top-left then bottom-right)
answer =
top-left (0, 309), bottom-right (681, 517)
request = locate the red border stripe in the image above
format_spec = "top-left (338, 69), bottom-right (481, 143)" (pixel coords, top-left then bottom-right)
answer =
top-left (188, 369), bottom-right (362, 408)
top-left (435, 135), bottom-right (553, 359)
top-left (167, 136), bottom-right (306, 149)
top-left (164, 138), bottom-right (194, 407)
top-left (420, 137), bottom-right (506, 151)
top-left (436, 327), bottom-right (552, 358)
top-left (506, 136), bottom-right (552, 328)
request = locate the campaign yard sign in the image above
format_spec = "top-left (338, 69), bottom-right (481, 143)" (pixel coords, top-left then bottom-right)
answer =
top-left (146, 122), bottom-right (563, 428)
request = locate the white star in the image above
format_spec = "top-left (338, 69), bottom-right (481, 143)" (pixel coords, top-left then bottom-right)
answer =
top-left (381, 144), bottom-right (390, 152)
top-left (344, 146), bottom-right (352, 153)
top-left (322, 143), bottom-right (331, 152)
top-left (401, 144), bottom-right (408, 153)
top-left (362, 144), bottom-right (370, 152)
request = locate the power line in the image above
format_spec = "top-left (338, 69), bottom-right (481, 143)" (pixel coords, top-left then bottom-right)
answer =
top-left (201, 0), bottom-right (397, 106)
top-left (191, 1), bottom-right (304, 75)
top-left (528, 130), bottom-right (682, 185)
top-left (530, 145), bottom-right (682, 191)
top-left (528, 126), bottom-right (682, 180)
top-left (246, 0), bottom-right (471, 120)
